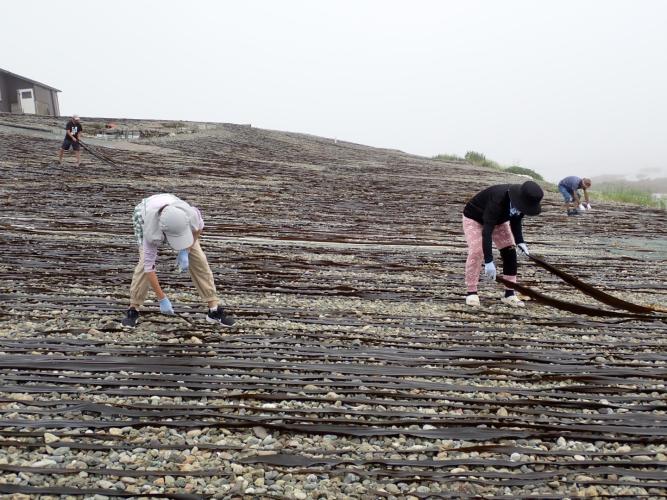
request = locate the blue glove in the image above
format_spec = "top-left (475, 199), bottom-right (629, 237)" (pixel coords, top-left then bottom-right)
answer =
top-left (159, 296), bottom-right (175, 315)
top-left (484, 261), bottom-right (497, 281)
top-left (176, 249), bottom-right (189, 273)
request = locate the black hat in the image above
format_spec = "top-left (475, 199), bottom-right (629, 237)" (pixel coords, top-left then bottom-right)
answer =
top-left (509, 180), bottom-right (543, 216)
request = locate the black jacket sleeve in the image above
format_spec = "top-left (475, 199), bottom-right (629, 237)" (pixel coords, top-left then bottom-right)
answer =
top-left (510, 214), bottom-right (524, 245)
top-left (481, 205), bottom-right (497, 263)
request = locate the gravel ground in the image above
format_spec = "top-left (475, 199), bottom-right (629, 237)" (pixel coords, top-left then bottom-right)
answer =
top-left (1, 114), bottom-right (666, 498)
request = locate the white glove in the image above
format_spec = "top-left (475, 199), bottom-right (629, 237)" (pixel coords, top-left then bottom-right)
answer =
top-left (585, 203), bottom-right (591, 210)
top-left (484, 261), bottom-right (496, 281)
top-left (578, 203), bottom-right (586, 211)
top-left (517, 243), bottom-right (529, 255)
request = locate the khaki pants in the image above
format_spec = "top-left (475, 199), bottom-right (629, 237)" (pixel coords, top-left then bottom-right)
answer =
top-left (129, 240), bottom-right (218, 307)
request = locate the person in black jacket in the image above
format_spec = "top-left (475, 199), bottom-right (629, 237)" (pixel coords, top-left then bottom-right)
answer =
top-left (462, 180), bottom-right (543, 307)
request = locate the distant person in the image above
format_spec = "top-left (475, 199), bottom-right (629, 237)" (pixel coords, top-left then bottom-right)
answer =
top-left (121, 193), bottom-right (236, 329)
top-left (462, 181), bottom-right (544, 307)
top-left (558, 176), bottom-right (592, 215)
top-left (58, 115), bottom-right (84, 167)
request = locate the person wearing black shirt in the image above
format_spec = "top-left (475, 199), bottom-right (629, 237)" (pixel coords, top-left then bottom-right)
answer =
top-left (462, 180), bottom-right (543, 307)
top-left (58, 115), bottom-right (84, 167)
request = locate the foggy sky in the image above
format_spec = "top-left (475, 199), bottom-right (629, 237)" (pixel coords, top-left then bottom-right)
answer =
top-left (2, 0), bottom-right (666, 181)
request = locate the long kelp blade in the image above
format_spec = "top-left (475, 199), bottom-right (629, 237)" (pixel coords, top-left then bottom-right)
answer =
top-left (527, 254), bottom-right (660, 314)
top-left (496, 276), bottom-right (663, 321)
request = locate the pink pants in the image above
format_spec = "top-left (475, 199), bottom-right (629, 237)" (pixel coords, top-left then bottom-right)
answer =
top-left (462, 215), bottom-right (517, 293)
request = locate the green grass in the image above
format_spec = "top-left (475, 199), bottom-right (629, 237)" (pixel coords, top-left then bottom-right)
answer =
top-left (432, 153), bottom-right (464, 162)
top-left (433, 150), bottom-right (545, 181)
top-left (505, 165), bottom-right (544, 181)
top-left (593, 185), bottom-right (666, 210)
top-left (464, 151), bottom-right (502, 170)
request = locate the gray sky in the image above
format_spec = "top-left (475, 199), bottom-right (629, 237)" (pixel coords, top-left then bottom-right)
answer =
top-left (3, 0), bottom-right (666, 181)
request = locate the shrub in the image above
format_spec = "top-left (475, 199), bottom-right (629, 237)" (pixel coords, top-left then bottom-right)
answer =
top-left (505, 165), bottom-right (544, 181)
top-left (433, 153), bottom-right (464, 162)
top-left (435, 150), bottom-right (549, 181)
top-left (464, 151), bottom-right (502, 170)
top-left (464, 151), bottom-right (487, 163)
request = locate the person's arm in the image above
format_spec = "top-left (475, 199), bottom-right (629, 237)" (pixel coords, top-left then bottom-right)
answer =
top-left (481, 202), bottom-right (499, 263)
top-left (145, 271), bottom-right (166, 299)
top-left (142, 240), bottom-right (162, 293)
top-left (583, 188), bottom-right (589, 203)
top-left (481, 221), bottom-right (494, 264)
top-left (510, 215), bottom-right (524, 245)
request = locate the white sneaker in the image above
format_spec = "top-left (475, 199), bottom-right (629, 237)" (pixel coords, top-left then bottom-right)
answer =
top-left (465, 294), bottom-right (480, 307)
top-left (501, 294), bottom-right (525, 307)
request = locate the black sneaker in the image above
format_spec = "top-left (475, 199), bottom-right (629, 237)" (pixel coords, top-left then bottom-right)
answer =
top-left (121, 308), bottom-right (139, 328)
top-left (567, 209), bottom-right (580, 216)
top-left (206, 307), bottom-right (235, 327)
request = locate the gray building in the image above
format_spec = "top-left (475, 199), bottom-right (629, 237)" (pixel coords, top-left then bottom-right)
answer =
top-left (0, 68), bottom-right (60, 116)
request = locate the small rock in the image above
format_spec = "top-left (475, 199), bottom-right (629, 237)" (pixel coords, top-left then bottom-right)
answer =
top-left (108, 428), bottom-right (123, 436)
top-left (510, 452), bottom-right (521, 462)
top-left (583, 485), bottom-right (598, 497)
top-left (386, 483), bottom-right (401, 494)
top-left (343, 473), bottom-right (359, 483)
top-left (32, 459), bottom-right (57, 468)
top-left (265, 470), bottom-right (279, 480)
top-left (43, 433), bottom-right (59, 444)
top-left (497, 407), bottom-right (509, 417)
top-left (253, 426), bottom-right (269, 439)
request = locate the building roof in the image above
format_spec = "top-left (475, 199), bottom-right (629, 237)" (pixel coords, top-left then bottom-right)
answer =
top-left (0, 67), bottom-right (61, 92)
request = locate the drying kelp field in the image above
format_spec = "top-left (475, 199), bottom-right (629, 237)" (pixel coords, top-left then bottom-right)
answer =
top-left (1, 114), bottom-right (666, 499)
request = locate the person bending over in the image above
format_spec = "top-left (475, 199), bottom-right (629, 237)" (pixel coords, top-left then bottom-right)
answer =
top-left (121, 193), bottom-right (235, 328)
top-left (558, 176), bottom-right (591, 216)
top-left (462, 180), bottom-right (543, 307)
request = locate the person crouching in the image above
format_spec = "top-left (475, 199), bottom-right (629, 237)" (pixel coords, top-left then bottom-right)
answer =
top-left (462, 180), bottom-right (543, 307)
